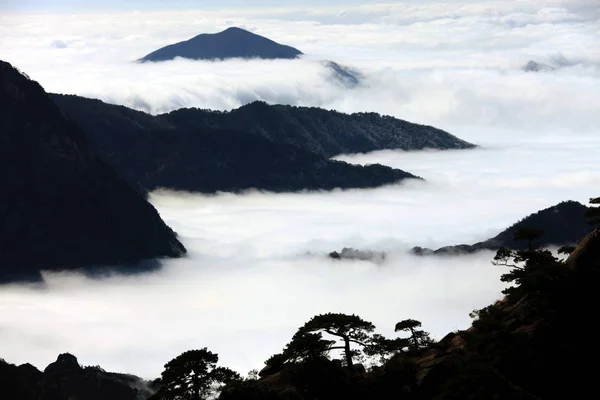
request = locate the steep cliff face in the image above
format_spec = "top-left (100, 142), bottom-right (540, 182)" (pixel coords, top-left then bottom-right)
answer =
top-left (0, 61), bottom-right (185, 283)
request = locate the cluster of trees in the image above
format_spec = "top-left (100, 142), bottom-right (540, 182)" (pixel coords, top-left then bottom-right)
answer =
top-left (149, 315), bottom-right (432, 400)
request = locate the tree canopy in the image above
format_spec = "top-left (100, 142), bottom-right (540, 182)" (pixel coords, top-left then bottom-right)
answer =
top-left (585, 197), bottom-right (600, 225)
top-left (394, 319), bottom-right (433, 351)
top-left (150, 348), bottom-right (240, 400)
top-left (277, 313), bottom-right (404, 372)
top-left (513, 228), bottom-right (545, 251)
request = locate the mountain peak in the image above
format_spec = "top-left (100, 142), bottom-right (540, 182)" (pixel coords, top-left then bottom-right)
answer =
top-left (139, 27), bottom-right (303, 62)
top-left (222, 26), bottom-right (246, 33)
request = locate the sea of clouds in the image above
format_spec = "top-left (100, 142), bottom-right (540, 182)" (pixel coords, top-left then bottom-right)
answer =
top-left (0, 0), bottom-right (599, 379)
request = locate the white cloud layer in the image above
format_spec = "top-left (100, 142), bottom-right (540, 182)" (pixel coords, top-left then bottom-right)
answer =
top-left (0, 0), bottom-right (599, 133)
top-left (1, 136), bottom-right (598, 378)
top-left (0, 0), bottom-right (599, 381)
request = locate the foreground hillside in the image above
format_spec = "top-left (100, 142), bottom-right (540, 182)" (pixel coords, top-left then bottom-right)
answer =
top-left (51, 94), bottom-right (432, 193)
top-left (0, 61), bottom-right (185, 283)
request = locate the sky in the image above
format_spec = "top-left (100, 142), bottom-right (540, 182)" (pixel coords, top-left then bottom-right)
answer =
top-left (1, 0), bottom-right (441, 12)
top-left (0, 0), bottom-right (599, 381)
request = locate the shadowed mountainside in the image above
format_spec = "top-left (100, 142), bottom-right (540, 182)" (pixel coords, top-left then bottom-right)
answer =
top-left (50, 94), bottom-right (440, 193)
top-left (139, 27), bottom-right (302, 62)
top-left (0, 61), bottom-right (185, 283)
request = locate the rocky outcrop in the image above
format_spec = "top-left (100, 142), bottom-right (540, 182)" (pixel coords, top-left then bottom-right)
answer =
top-left (328, 248), bottom-right (386, 263)
top-left (0, 60), bottom-right (186, 283)
top-left (1, 354), bottom-right (152, 400)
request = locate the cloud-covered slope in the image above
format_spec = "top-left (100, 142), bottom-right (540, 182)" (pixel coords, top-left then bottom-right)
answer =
top-left (0, 61), bottom-right (186, 283)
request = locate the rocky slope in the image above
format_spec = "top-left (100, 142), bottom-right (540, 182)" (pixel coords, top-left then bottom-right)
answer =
top-left (0, 61), bottom-right (185, 283)
top-left (50, 94), bottom-right (427, 193)
top-left (139, 27), bottom-right (302, 62)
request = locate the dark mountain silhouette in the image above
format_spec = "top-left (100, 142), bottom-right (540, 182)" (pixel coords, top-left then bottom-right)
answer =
top-left (0, 61), bottom-right (185, 283)
top-left (50, 94), bottom-right (433, 193)
top-left (50, 94), bottom-right (473, 192)
top-left (522, 60), bottom-right (554, 72)
top-left (323, 61), bottom-right (362, 88)
top-left (0, 353), bottom-right (153, 400)
top-left (163, 101), bottom-right (475, 157)
top-left (139, 27), bottom-right (302, 62)
top-left (412, 200), bottom-right (592, 255)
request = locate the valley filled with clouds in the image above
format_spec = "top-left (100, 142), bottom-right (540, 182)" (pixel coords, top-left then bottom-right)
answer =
top-left (0, 0), bottom-right (599, 381)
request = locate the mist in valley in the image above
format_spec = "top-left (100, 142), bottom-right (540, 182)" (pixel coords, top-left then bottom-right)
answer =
top-left (2, 135), bottom-right (599, 378)
top-left (0, 0), bottom-right (599, 382)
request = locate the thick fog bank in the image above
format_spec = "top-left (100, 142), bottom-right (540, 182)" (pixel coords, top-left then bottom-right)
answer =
top-left (1, 137), bottom-right (599, 378)
top-left (1, 0), bottom-right (598, 381)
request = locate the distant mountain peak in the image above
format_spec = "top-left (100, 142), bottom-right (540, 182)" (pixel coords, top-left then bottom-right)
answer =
top-left (138, 27), bottom-right (303, 62)
top-left (523, 60), bottom-right (555, 72)
top-left (222, 26), bottom-right (246, 33)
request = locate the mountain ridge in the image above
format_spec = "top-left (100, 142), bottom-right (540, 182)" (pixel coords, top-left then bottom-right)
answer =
top-left (49, 93), bottom-right (477, 193)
